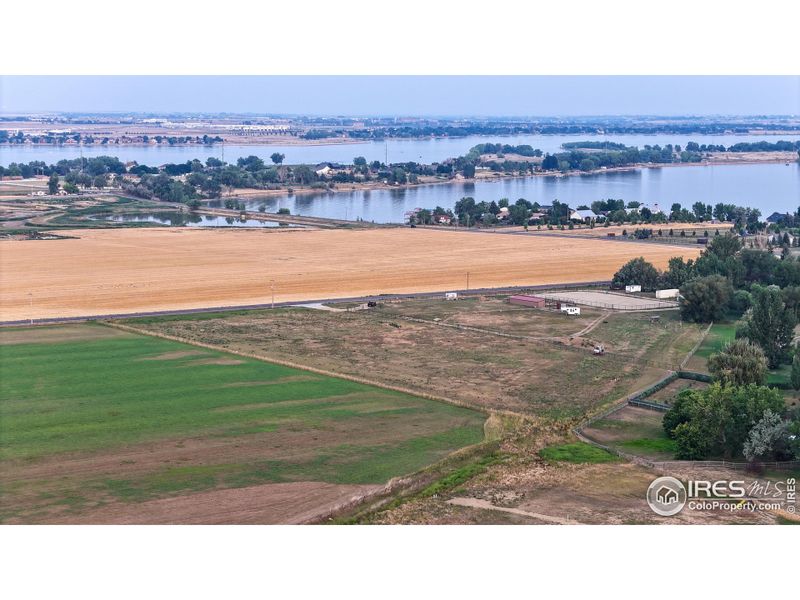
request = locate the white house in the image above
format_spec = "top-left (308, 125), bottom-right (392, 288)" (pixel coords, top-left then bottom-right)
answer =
top-left (570, 209), bottom-right (599, 222)
top-left (315, 165), bottom-right (333, 177)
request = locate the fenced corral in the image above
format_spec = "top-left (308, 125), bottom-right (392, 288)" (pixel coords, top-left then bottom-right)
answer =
top-left (538, 290), bottom-right (679, 311)
top-left (628, 398), bottom-right (670, 412)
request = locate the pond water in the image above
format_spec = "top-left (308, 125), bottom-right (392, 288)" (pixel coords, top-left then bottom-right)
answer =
top-left (234, 163), bottom-right (800, 223)
top-left (99, 212), bottom-right (293, 227)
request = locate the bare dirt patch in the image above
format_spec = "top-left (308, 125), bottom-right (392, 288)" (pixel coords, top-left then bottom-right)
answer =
top-left (186, 357), bottom-right (244, 366)
top-left (138, 350), bottom-right (207, 360)
top-left (0, 323), bottom-right (133, 345)
top-left (39, 481), bottom-right (382, 524)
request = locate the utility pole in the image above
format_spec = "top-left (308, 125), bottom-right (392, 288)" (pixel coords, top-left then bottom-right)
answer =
top-left (270, 279), bottom-right (275, 309)
top-left (466, 271), bottom-right (470, 291)
top-left (28, 292), bottom-right (33, 325)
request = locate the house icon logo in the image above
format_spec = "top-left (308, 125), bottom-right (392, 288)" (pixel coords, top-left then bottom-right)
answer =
top-left (647, 476), bottom-right (687, 516)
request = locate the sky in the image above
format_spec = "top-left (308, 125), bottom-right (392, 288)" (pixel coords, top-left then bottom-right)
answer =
top-left (1, 76), bottom-right (798, 117)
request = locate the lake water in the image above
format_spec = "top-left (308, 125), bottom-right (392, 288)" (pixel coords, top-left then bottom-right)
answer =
top-left (236, 163), bottom-right (800, 223)
top-left (3, 134), bottom-right (798, 224)
top-left (3, 133), bottom-right (800, 167)
top-left (100, 212), bottom-right (293, 227)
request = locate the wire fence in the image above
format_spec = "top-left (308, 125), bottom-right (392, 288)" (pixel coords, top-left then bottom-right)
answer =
top-left (538, 293), bottom-right (678, 312)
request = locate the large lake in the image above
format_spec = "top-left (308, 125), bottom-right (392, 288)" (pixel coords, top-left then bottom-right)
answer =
top-left (3, 133), bottom-right (798, 223)
top-left (3, 133), bottom-right (800, 166)
top-left (232, 163), bottom-right (800, 223)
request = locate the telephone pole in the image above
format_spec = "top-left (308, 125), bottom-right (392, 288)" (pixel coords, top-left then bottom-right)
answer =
top-left (466, 271), bottom-right (470, 291)
top-left (270, 279), bottom-right (275, 309)
top-left (28, 292), bottom-right (33, 325)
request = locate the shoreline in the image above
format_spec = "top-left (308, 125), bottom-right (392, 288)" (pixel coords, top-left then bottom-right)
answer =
top-left (3, 131), bottom-right (800, 151)
top-left (221, 155), bottom-right (798, 201)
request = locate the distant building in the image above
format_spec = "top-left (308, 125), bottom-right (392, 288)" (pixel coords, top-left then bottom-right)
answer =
top-left (766, 212), bottom-right (791, 224)
top-left (570, 209), bottom-right (599, 222)
top-left (508, 295), bottom-right (546, 308)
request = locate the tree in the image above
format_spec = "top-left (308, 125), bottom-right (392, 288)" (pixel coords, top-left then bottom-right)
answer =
top-left (791, 351), bottom-right (800, 391)
top-left (270, 153), bottom-right (285, 165)
top-left (353, 156), bottom-right (367, 167)
top-left (708, 339), bottom-right (767, 386)
top-left (743, 410), bottom-right (791, 462)
top-left (679, 275), bottom-right (731, 323)
top-left (541, 154), bottom-right (559, 170)
top-left (611, 257), bottom-right (660, 291)
top-left (664, 383), bottom-right (784, 459)
top-left (660, 257), bottom-right (695, 289)
top-left (47, 173), bottom-right (59, 194)
top-left (736, 284), bottom-right (797, 368)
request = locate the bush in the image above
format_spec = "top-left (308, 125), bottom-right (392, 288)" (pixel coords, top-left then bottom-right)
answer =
top-left (708, 339), bottom-right (768, 386)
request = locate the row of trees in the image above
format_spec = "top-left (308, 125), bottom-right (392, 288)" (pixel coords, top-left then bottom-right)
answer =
top-left (662, 383), bottom-right (798, 461)
top-left (613, 231), bottom-right (800, 462)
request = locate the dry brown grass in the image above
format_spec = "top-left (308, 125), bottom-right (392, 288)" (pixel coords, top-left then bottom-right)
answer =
top-left (0, 227), bottom-right (700, 320)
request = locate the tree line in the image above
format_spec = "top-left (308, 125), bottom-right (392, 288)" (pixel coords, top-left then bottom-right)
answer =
top-left (612, 235), bottom-right (800, 463)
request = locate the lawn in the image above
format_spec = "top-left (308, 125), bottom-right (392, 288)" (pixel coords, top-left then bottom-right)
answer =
top-left (683, 322), bottom-right (737, 372)
top-left (0, 323), bottom-right (486, 522)
top-left (538, 442), bottom-right (618, 464)
top-left (581, 405), bottom-right (676, 460)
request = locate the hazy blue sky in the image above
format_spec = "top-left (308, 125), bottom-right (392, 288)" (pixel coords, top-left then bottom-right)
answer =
top-left (1, 76), bottom-right (798, 116)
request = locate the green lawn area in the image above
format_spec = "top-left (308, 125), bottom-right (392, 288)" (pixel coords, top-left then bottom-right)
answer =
top-left (684, 322), bottom-right (737, 372)
top-left (581, 406), bottom-right (676, 460)
top-left (538, 442), bottom-right (619, 464)
top-left (0, 324), bottom-right (486, 521)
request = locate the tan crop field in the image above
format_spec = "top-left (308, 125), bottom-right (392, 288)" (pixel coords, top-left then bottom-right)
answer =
top-left (0, 227), bottom-right (700, 321)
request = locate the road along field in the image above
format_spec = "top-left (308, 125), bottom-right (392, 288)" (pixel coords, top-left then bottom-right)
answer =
top-left (0, 226), bottom-right (701, 321)
top-left (0, 323), bottom-right (486, 524)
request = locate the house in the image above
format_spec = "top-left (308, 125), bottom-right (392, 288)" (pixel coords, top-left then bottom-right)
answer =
top-left (570, 209), bottom-right (599, 222)
top-left (315, 165), bottom-right (333, 177)
top-left (497, 206), bottom-right (510, 220)
top-left (432, 214), bottom-right (452, 225)
top-left (766, 212), bottom-right (791, 224)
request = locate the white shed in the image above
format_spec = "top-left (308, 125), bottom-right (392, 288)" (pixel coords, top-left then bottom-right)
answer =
top-left (445, 292), bottom-right (458, 300)
top-left (561, 305), bottom-right (581, 316)
top-left (655, 288), bottom-right (679, 299)
top-left (625, 285), bottom-right (642, 293)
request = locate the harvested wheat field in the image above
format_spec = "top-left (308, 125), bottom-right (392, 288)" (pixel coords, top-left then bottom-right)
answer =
top-left (0, 227), bottom-right (701, 321)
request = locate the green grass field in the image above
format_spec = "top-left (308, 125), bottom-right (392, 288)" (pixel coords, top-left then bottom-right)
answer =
top-left (0, 324), bottom-right (486, 522)
top-left (538, 442), bottom-right (618, 464)
top-left (693, 322), bottom-right (737, 360)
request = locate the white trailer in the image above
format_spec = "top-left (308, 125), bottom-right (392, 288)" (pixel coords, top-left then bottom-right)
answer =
top-left (625, 285), bottom-right (642, 293)
top-left (445, 292), bottom-right (458, 300)
top-left (561, 305), bottom-right (581, 316)
top-left (655, 288), bottom-right (679, 299)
